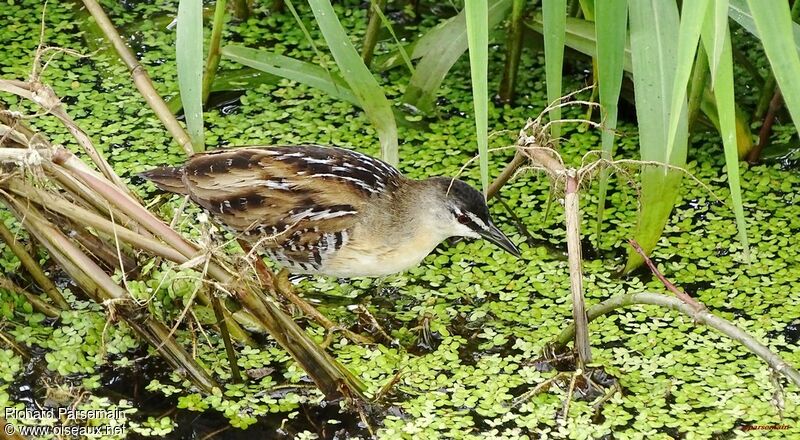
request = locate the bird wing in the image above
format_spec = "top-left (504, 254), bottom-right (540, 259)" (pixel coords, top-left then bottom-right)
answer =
top-left (180, 145), bottom-right (402, 266)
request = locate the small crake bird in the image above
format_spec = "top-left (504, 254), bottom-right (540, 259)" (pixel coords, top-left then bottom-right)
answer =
top-left (141, 145), bottom-right (520, 277)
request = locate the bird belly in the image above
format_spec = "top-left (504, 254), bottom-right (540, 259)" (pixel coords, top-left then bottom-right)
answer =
top-left (320, 231), bottom-right (442, 277)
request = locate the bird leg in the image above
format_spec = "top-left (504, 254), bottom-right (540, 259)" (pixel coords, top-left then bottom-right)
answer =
top-left (237, 238), bottom-right (373, 344)
top-left (274, 269), bottom-right (374, 345)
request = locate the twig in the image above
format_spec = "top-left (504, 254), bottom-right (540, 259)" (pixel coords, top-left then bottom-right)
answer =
top-left (209, 287), bottom-right (242, 383)
top-left (0, 79), bottom-right (128, 192)
top-left (561, 371), bottom-right (578, 421)
top-left (551, 292), bottom-right (800, 388)
top-left (274, 269), bottom-right (374, 345)
top-left (0, 276), bottom-right (60, 318)
top-left (487, 152), bottom-right (525, 200)
top-left (512, 372), bottom-right (569, 407)
top-left (627, 239), bottom-right (705, 311)
top-left (2, 194), bottom-right (218, 391)
top-left (80, 0), bottom-right (195, 155)
top-left (0, 220), bottom-right (68, 309)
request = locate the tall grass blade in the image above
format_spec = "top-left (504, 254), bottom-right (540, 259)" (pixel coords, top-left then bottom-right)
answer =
top-left (728, 0), bottom-right (800, 46)
top-left (593, 0), bottom-right (627, 240)
top-left (464, 0), bottom-right (490, 195)
top-left (372, 3), bottom-right (415, 75)
top-left (529, 14), bottom-right (632, 71)
top-left (176, 0), bottom-right (204, 152)
top-left (624, 0), bottom-right (687, 272)
top-left (222, 45), bottom-right (360, 106)
top-left (578, 0), bottom-right (595, 19)
top-left (542, 0), bottom-right (566, 145)
top-left (403, 0), bottom-right (512, 113)
top-left (284, 0), bottom-right (339, 89)
top-left (306, 0), bottom-right (398, 165)
top-left (664, 0), bottom-right (708, 164)
top-left (744, 0), bottom-right (800, 147)
top-left (701, 7), bottom-right (750, 260)
top-left (708, 0), bottom-right (729, 83)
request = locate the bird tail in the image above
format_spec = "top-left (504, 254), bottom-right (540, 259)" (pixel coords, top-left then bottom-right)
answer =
top-left (139, 166), bottom-right (188, 195)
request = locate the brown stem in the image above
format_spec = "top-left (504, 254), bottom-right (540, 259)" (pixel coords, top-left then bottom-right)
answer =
top-left (2, 179), bottom-right (187, 263)
top-left (70, 225), bottom-right (140, 278)
top-left (0, 220), bottom-right (68, 309)
top-left (487, 153), bottom-right (526, 200)
top-left (3, 196), bottom-right (217, 391)
top-left (46, 163), bottom-right (143, 235)
top-left (0, 276), bottom-right (60, 318)
top-left (60, 158), bottom-right (364, 399)
top-left (552, 292), bottom-right (800, 388)
top-left (628, 239), bottom-right (705, 311)
top-left (0, 80), bottom-right (128, 192)
top-left (80, 0), bottom-right (196, 155)
top-left (565, 173), bottom-right (591, 367)
top-left (747, 89), bottom-right (783, 164)
top-left (209, 288), bottom-right (242, 383)
top-left (232, 0), bottom-right (251, 20)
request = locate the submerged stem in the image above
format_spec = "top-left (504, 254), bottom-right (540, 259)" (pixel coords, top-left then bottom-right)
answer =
top-left (553, 292), bottom-right (800, 387)
top-left (0, 220), bottom-right (68, 309)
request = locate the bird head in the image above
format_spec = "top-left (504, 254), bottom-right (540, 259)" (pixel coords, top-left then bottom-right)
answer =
top-left (426, 177), bottom-right (521, 257)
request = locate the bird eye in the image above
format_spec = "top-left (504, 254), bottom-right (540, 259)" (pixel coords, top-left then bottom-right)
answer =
top-left (457, 213), bottom-right (470, 224)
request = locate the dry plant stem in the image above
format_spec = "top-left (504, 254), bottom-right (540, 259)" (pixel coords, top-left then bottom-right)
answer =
top-left (0, 329), bottom-right (29, 358)
top-left (238, 238), bottom-right (275, 286)
top-left (0, 276), bottom-right (60, 318)
top-left (0, 80), bottom-right (127, 191)
top-left (552, 292), bottom-right (800, 388)
top-left (70, 226), bottom-right (139, 276)
top-left (2, 179), bottom-right (187, 263)
top-left (232, 0), bottom-right (251, 20)
top-left (0, 220), bottom-right (68, 309)
top-left (628, 239), bottom-right (705, 311)
top-left (194, 289), bottom-right (256, 345)
top-left (46, 164), bottom-right (146, 236)
top-left (57, 155), bottom-right (364, 398)
top-left (4, 196), bottom-right (217, 391)
top-left (5, 168), bottom-right (255, 344)
top-left (79, 0), bottom-right (195, 155)
top-left (561, 371), bottom-right (578, 421)
top-left (209, 288), bottom-right (243, 383)
top-left (8, 200), bottom-right (130, 300)
top-left (512, 372), bottom-right (569, 407)
top-left (565, 174), bottom-right (592, 367)
top-left (498, 0), bottom-right (526, 103)
top-left (487, 152), bottom-right (526, 200)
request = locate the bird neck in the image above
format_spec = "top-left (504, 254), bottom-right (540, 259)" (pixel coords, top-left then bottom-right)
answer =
top-left (383, 177), bottom-right (454, 238)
